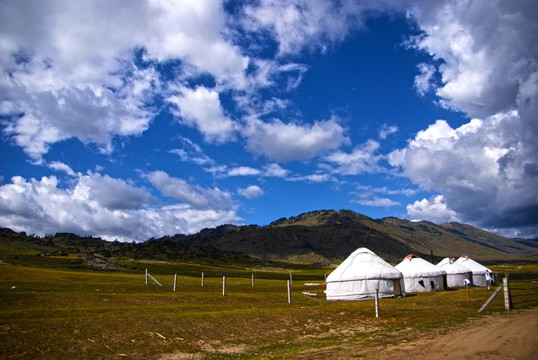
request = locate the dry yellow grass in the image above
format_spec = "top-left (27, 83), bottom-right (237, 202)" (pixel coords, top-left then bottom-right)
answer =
top-left (0, 263), bottom-right (535, 359)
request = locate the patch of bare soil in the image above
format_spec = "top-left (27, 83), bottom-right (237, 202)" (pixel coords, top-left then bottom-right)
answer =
top-left (297, 308), bottom-right (538, 360)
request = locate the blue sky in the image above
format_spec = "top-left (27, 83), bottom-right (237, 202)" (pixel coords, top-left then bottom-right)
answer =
top-left (1, 0), bottom-right (537, 242)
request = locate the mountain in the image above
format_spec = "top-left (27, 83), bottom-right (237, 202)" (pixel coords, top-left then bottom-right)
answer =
top-left (1, 210), bottom-right (537, 267)
top-left (0, 228), bottom-right (265, 270)
top-left (162, 210), bottom-right (538, 264)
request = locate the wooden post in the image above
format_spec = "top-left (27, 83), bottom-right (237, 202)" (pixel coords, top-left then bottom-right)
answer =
top-left (201, 272), bottom-right (204, 287)
top-left (222, 275), bottom-right (226, 296)
top-left (145, 269), bottom-right (148, 285)
top-left (324, 273), bottom-right (327, 282)
top-left (478, 285), bottom-right (504, 313)
top-left (147, 272), bottom-right (162, 286)
top-left (503, 273), bottom-right (512, 310)
top-left (289, 272), bottom-right (293, 286)
top-left (375, 288), bottom-right (379, 318)
top-left (251, 273), bottom-right (254, 287)
top-left (287, 280), bottom-right (291, 303)
top-left (173, 273), bottom-right (177, 292)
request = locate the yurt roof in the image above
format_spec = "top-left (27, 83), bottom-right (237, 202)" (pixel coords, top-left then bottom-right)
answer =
top-left (326, 247), bottom-right (402, 282)
top-left (437, 257), bottom-right (472, 275)
top-left (455, 256), bottom-right (491, 274)
top-left (395, 254), bottom-right (446, 277)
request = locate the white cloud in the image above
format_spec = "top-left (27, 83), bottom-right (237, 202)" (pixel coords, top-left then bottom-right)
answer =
top-left (228, 166), bottom-right (262, 177)
top-left (378, 124), bottom-right (399, 140)
top-left (386, 0), bottom-right (538, 236)
top-left (264, 163), bottom-right (289, 178)
top-left (168, 86), bottom-right (236, 143)
top-left (169, 137), bottom-right (215, 166)
top-left (406, 195), bottom-right (460, 223)
top-left (147, 170), bottom-right (234, 211)
top-left (324, 139), bottom-right (380, 175)
top-left (0, 174), bottom-right (240, 242)
top-left (74, 173), bottom-right (152, 211)
top-left (390, 112), bottom-right (538, 235)
top-left (356, 184), bottom-right (417, 197)
top-left (414, 63), bottom-right (436, 96)
top-left (243, 0), bottom-right (366, 55)
top-left (48, 161), bottom-right (76, 177)
top-left (408, 0), bottom-right (538, 119)
top-left (243, 116), bottom-right (347, 162)
top-left (0, 0), bottom-right (249, 160)
top-left (238, 185), bottom-right (264, 199)
top-left (351, 194), bottom-right (400, 208)
top-left (288, 173), bottom-right (333, 183)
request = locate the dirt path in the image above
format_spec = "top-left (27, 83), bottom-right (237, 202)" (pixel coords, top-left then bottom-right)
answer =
top-left (289, 308), bottom-right (538, 360)
top-left (361, 307), bottom-right (538, 360)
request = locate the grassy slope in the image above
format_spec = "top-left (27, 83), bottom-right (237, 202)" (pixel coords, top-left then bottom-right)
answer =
top-left (0, 262), bottom-right (536, 359)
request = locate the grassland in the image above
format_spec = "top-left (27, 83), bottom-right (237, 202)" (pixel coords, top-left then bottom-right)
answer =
top-left (0, 261), bottom-right (536, 359)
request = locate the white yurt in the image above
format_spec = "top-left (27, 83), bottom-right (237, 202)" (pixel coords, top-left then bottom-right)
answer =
top-left (325, 247), bottom-right (405, 300)
top-left (395, 254), bottom-right (447, 292)
top-left (455, 256), bottom-right (492, 287)
top-left (436, 257), bottom-right (472, 288)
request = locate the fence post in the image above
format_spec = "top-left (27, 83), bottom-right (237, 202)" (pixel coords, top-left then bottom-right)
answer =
top-left (375, 288), bottom-right (379, 318)
top-left (503, 273), bottom-right (512, 310)
top-left (251, 273), bottom-right (254, 287)
top-left (478, 285), bottom-right (504, 313)
top-left (201, 272), bottom-right (204, 287)
top-left (145, 269), bottom-right (148, 285)
top-left (173, 273), bottom-right (177, 292)
top-left (222, 275), bottom-right (226, 296)
top-left (287, 280), bottom-right (291, 303)
top-left (289, 272), bottom-right (293, 286)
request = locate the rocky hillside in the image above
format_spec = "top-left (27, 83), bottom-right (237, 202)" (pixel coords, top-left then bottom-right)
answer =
top-left (1, 210), bottom-right (536, 267)
top-left (162, 210), bottom-right (538, 264)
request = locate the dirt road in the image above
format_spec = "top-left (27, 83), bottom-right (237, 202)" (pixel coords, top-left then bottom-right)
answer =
top-left (289, 308), bottom-right (537, 360)
top-left (362, 307), bottom-right (538, 360)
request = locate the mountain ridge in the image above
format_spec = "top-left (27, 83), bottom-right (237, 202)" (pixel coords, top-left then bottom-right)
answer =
top-left (1, 210), bottom-right (537, 266)
top-left (161, 209), bottom-right (538, 263)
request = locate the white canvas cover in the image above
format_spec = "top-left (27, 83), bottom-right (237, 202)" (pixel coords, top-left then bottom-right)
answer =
top-left (437, 258), bottom-right (472, 288)
top-left (325, 248), bottom-right (405, 300)
top-left (455, 256), bottom-right (492, 286)
top-left (395, 255), bottom-right (447, 293)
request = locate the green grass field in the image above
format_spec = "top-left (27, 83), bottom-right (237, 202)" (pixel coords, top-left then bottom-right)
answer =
top-left (0, 261), bottom-right (536, 359)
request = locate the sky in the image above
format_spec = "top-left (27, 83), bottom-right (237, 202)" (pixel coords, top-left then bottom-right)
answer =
top-left (0, 0), bottom-right (537, 242)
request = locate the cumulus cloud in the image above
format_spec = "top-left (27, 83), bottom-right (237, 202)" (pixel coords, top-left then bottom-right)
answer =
top-left (407, 0), bottom-right (538, 119)
top-left (264, 163), bottom-right (289, 178)
top-left (243, 116), bottom-right (347, 162)
top-left (238, 185), bottom-right (264, 199)
top-left (243, 0), bottom-right (366, 55)
top-left (323, 139), bottom-right (381, 175)
top-left (390, 113), bottom-right (538, 235)
top-left (414, 63), bottom-right (436, 96)
top-left (0, 0), bottom-right (248, 161)
top-left (147, 170), bottom-right (234, 211)
top-left (0, 174), bottom-right (240, 241)
top-left (390, 0), bottom-right (538, 236)
top-left (74, 173), bottom-right (152, 211)
top-left (406, 195), bottom-right (460, 223)
top-left (167, 86), bottom-right (237, 143)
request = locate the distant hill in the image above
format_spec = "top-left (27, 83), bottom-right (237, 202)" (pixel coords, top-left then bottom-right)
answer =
top-left (0, 228), bottom-right (265, 270)
top-left (1, 210), bottom-right (537, 267)
top-left (161, 210), bottom-right (538, 264)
